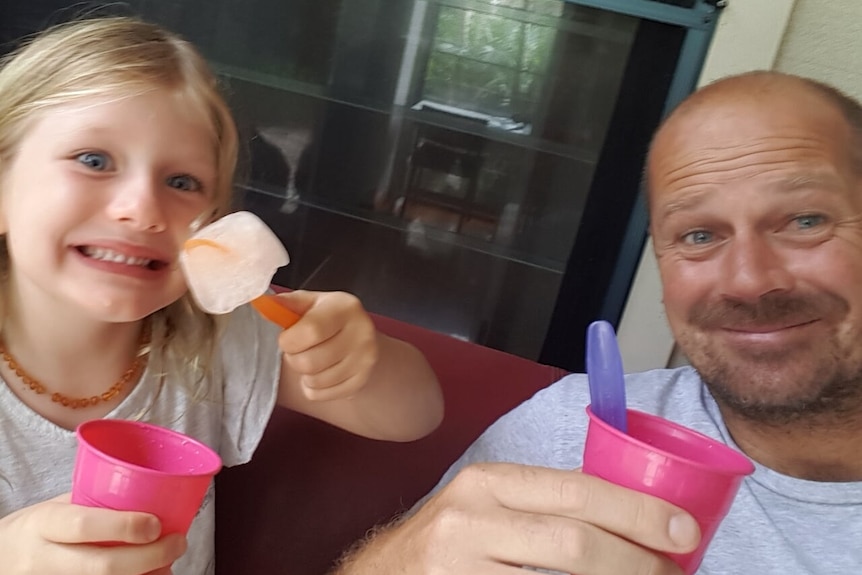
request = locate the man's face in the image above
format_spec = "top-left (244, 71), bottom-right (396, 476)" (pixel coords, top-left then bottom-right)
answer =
top-left (648, 83), bottom-right (862, 422)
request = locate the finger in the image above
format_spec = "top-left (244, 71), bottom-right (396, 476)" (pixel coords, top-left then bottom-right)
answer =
top-left (411, 490), bottom-right (680, 575)
top-left (281, 291), bottom-right (372, 353)
top-left (274, 291), bottom-right (339, 354)
top-left (301, 373), bottom-right (369, 402)
top-left (39, 502), bottom-right (162, 545)
top-left (461, 463), bottom-right (700, 553)
top-left (67, 534), bottom-right (187, 575)
top-left (282, 331), bottom-right (344, 375)
top-left (488, 508), bottom-right (683, 575)
top-left (301, 366), bottom-right (352, 393)
top-left (277, 313), bottom-right (341, 356)
top-left (300, 348), bottom-right (377, 391)
top-left (284, 323), bottom-right (377, 379)
top-left (272, 290), bottom-right (317, 316)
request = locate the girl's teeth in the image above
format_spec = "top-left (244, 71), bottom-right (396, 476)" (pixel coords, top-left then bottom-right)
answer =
top-left (83, 247), bottom-right (153, 267)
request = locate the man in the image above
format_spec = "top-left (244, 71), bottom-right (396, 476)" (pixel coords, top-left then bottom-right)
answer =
top-left (332, 72), bottom-right (862, 574)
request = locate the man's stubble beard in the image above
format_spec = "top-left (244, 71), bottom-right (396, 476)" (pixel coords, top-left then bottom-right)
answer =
top-left (679, 291), bottom-right (862, 426)
top-left (691, 339), bottom-right (862, 426)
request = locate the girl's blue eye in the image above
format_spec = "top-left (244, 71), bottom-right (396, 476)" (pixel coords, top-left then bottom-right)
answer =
top-left (683, 230), bottom-right (713, 245)
top-left (77, 152), bottom-right (110, 171)
top-left (167, 175), bottom-right (202, 192)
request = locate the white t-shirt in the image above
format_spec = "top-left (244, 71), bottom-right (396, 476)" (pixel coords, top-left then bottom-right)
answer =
top-left (427, 368), bottom-right (862, 574)
top-left (0, 303), bottom-right (281, 575)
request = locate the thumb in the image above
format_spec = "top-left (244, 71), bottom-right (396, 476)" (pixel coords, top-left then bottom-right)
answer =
top-left (271, 290), bottom-right (318, 315)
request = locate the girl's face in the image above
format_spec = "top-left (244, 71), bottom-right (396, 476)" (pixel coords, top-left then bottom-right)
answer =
top-left (0, 88), bottom-right (218, 323)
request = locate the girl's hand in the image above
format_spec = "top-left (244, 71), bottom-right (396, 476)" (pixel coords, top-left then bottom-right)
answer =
top-left (274, 289), bottom-right (442, 441)
top-left (275, 290), bottom-right (378, 401)
top-left (0, 494), bottom-right (187, 575)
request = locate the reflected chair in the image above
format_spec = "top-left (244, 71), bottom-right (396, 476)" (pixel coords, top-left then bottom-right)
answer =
top-left (399, 125), bottom-right (496, 232)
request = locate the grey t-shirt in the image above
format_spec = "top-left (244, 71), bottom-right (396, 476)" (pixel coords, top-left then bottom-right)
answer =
top-left (427, 367), bottom-right (862, 573)
top-left (0, 303), bottom-right (281, 575)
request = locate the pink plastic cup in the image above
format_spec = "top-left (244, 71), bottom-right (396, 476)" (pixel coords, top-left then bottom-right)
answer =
top-left (72, 420), bottom-right (222, 536)
top-left (582, 406), bottom-right (754, 574)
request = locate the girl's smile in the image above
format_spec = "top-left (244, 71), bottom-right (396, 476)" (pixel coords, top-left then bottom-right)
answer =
top-left (73, 241), bottom-right (173, 278)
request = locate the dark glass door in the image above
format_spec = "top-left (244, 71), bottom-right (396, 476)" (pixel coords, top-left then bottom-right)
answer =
top-left (0, 0), bottom-right (722, 370)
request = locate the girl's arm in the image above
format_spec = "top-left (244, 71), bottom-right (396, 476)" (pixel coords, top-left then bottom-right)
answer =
top-left (273, 290), bottom-right (443, 441)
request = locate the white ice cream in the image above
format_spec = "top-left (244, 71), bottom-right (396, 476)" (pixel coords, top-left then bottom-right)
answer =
top-left (179, 211), bottom-right (289, 314)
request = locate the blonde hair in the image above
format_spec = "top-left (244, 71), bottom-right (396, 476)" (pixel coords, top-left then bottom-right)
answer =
top-left (0, 16), bottom-right (240, 394)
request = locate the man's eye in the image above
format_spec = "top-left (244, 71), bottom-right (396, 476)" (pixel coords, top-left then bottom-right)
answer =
top-left (167, 175), bottom-right (202, 192)
top-left (682, 230), bottom-right (713, 245)
top-left (795, 214), bottom-right (825, 229)
top-left (76, 152), bottom-right (110, 171)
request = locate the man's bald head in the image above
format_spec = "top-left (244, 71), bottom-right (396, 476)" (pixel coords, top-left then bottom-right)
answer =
top-left (646, 72), bottom-right (862, 200)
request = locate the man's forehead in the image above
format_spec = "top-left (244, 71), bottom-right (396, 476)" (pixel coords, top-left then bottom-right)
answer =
top-left (650, 82), bottom-right (849, 172)
top-left (647, 93), bottom-right (856, 215)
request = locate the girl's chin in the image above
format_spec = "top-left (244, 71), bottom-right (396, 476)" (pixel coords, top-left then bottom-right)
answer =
top-left (73, 291), bottom-right (183, 323)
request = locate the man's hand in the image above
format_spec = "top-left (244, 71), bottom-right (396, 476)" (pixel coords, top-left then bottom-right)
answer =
top-left (334, 463), bottom-right (700, 574)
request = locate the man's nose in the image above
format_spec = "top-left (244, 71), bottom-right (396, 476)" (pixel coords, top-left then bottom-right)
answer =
top-left (106, 174), bottom-right (167, 233)
top-left (718, 233), bottom-right (794, 301)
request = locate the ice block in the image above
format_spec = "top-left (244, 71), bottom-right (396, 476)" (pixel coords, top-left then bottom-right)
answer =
top-left (179, 211), bottom-right (300, 328)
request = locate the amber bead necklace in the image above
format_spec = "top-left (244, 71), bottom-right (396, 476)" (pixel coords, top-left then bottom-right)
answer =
top-left (0, 325), bottom-right (150, 409)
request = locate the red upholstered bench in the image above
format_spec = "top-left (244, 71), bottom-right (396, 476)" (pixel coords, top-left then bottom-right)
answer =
top-left (214, 309), bottom-right (567, 575)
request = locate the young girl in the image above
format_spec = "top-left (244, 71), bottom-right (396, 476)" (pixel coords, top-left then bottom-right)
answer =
top-left (0, 17), bottom-right (443, 575)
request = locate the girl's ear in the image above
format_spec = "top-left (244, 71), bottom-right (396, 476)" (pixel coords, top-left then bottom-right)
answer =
top-left (0, 177), bottom-right (7, 235)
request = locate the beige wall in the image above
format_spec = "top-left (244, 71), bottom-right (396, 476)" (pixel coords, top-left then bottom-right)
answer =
top-left (773, 0), bottom-right (862, 101)
top-left (698, 0), bottom-right (797, 86)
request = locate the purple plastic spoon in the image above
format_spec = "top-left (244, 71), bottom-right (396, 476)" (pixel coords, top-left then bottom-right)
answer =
top-left (586, 320), bottom-right (628, 433)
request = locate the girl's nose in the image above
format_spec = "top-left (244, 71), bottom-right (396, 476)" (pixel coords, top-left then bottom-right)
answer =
top-left (717, 234), bottom-right (794, 301)
top-left (106, 174), bottom-right (167, 233)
